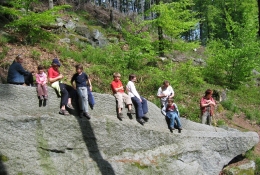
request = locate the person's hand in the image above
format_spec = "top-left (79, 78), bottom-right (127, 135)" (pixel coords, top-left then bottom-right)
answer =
top-left (140, 99), bottom-right (142, 102)
top-left (58, 74), bottom-right (64, 79)
top-left (89, 86), bottom-right (92, 91)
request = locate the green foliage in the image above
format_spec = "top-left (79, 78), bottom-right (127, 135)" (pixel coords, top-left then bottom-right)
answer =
top-left (245, 147), bottom-right (255, 160)
top-left (225, 111), bottom-right (233, 120)
top-left (0, 35), bottom-right (9, 46)
top-left (174, 60), bottom-right (204, 87)
top-left (0, 154), bottom-right (9, 162)
top-left (202, 0), bottom-right (259, 89)
top-left (217, 119), bottom-right (226, 126)
top-left (31, 49), bottom-right (41, 60)
top-left (221, 100), bottom-right (239, 113)
top-left (147, 0), bottom-right (199, 54)
top-left (0, 46), bottom-right (9, 60)
top-left (41, 60), bottom-right (52, 69)
top-left (255, 156), bottom-right (260, 175)
top-left (4, 5), bottom-right (71, 44)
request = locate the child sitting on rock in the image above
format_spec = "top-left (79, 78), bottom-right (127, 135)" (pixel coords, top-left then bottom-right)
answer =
top-left (162, 98), bottom-right (182, 133)
top-left (110, 72), bottom-right (134, 119)
top-left (36, 65), bottom-right (48, 101)
top-left (71, 64), bottom-right (91, 119)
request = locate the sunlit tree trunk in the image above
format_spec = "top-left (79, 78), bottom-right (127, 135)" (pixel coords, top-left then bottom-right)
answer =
top-left (49, 0), bottom-right (53, 9)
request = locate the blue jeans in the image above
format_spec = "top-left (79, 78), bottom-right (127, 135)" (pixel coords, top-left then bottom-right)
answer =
top-left (166, 111), bottom-right (181, 129)
top-left (131, 96), bottom-right (148, 119)
top-left (77, 87), bottom-right (88, 113)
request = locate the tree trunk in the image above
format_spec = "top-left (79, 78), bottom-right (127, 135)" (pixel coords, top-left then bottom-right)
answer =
top-left (49, 0), bottom-right (54, 9)
top-left (156, 0), bottom-right (164, 56)
top-left (158, 25), bottom-right (164, 57)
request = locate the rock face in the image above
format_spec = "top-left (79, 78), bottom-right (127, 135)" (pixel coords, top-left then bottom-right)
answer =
top-left (0, 84), bottom-right (258, 175)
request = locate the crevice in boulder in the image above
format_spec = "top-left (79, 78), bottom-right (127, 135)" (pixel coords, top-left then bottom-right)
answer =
top-left (39, 147), bottom-right (65, 153)
top-left (223, 154), bottom-right (245, 168)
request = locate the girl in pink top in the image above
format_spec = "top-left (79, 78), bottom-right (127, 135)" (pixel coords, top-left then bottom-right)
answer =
top-left (36, 65), bottom-right (48, 100)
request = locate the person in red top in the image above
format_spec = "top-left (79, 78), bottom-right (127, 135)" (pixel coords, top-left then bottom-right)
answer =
top-left (110, 72), bottom-right (134, 119)
top-left (200, 89), bottom-right (216, 125)
top-left (48, 58), bottom-right (75, 115)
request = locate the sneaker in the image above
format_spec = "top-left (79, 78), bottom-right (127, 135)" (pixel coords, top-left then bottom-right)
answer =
top-left (90, 105), bottom-right (94, 110)
top-left (127, 109), bottom-right (135, 114)
top-left (137, 118), bottom-right (145, 125)
top-left (84, 112), bottom-right (91, 119)
top-left (178, 127), bottom-right (182, 133)
top-left (59, 109), bottom-right (69, 115)
top-left (66, 103), bottom-right (74, 110)
top-left (118, 113), bottom-right (123, 118)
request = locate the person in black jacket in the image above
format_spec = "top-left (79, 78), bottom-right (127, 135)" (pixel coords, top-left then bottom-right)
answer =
top-left (7, 54), bottom-right (34, 86)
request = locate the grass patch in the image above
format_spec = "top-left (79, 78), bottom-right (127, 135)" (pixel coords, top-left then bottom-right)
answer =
top-left (0, 154), bottom-right (9, 162)
top-left (217, 119), bottom-right (226, 126)
top-left (31, 49), bottom-right (41, 60)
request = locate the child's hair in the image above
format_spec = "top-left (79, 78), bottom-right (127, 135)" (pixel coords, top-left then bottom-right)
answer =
top-left (75, 64), bottom-right (83, 70)
top-left (162, 80), bottom-right (170, 90)
top-left (205, 89), bottom-right (213, 96)
top-left (163, 80), bottom-right (169, 85)
top-left (129, 74), bottom-right (136, 81)
top-left (37, 65), bottom-right (44, 71)
top-left (168, 98), bottom-right (174, 103)
top-left (113, 72), bottom-right (121, 77)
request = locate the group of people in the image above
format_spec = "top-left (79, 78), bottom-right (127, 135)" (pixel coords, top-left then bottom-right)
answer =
top-left (7, 55), bottom-right (216, 131)
top-left (110, 72), bottom-right (149, 125)
top-left (7, 55), bottom-right (94, 119)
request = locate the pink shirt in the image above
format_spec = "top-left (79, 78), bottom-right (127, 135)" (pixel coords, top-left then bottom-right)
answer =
top-left (36, 72), bottom-right (47, 84)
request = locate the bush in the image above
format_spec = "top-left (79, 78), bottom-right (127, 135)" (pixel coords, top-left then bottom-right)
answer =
top-left (217, 119), bottom-right (226, 126)
top-left (31, 50), bottom-right (41, 60)
top-left (221, 99), bottom-right (239, 113)
top-left (255, 156), bottom-right (260, 175)
top-left (4, 5), bottom-right (70, 45)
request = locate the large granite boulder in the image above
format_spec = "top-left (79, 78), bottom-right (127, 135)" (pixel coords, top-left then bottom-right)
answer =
top-left (0, 84), bottom-right (258, 175)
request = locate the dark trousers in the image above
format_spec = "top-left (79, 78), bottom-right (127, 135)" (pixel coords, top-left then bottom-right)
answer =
top-left (59, 83), bottom-right (76, 106)
top-left (87, 86), bottom-right (95, 108)
top-left (131, 96), bottom-right (148, 119)
top-left (24, 73), bottom-right (34, 86)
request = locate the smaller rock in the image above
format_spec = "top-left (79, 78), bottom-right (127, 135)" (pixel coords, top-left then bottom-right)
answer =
top-left (60, 38), bottom-right (70, 43)
top-left (65, 20), bottom-right (76, 30)
top-left (238, 160), bottom-right (255, 170)
top-left (56, 18), bottom-right (63, 23)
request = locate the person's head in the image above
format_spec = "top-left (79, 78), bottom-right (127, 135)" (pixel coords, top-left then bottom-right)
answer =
top-left (37, 65), bottom-right (44, 74)
top-left (205, 89), bottom-right (213, 99)
top-left (75, 64), bottom-right (83, 74)
top-left (51, 58), bottom-right (61, 70)
top-left (15, 54), bottom-right (23, 63)
top-left (167, 98), bottom-right (174, 106)
top-left (129, 74), bottom-right (136, 81)
top-left (113, 72), bottom-right (121, 81)
top-left (162, 80), bottom-right (170, 88)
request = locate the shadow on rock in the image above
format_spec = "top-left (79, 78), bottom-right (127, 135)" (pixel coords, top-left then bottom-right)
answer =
top-left (0, 154), bottom-right (8, 175)
top-left (76, 116), bottom-right (115, 175)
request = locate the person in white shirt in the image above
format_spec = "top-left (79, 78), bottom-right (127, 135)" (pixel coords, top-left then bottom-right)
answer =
top-left (157, 80), bottom-right (174, 108)
top-left (126, 74), bottom-right (149, 125)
